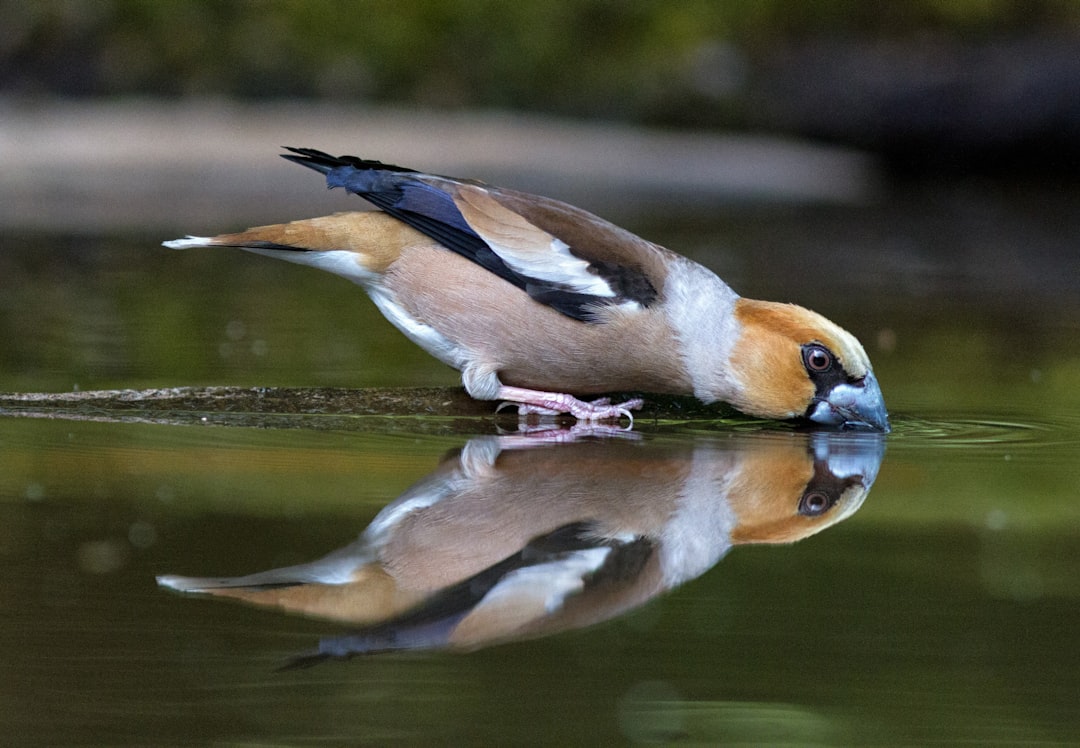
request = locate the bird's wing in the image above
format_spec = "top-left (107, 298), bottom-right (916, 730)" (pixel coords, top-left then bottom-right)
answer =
top-left (282, 148), bottom-right (664, 322)
top-left (282, 521), bottom-right (649, 663)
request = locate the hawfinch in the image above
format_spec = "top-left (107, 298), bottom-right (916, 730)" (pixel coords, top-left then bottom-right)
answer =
top-left (158, 430), bottom-right (883, 658)
top-left (165, 148), bottom-right (889, 430)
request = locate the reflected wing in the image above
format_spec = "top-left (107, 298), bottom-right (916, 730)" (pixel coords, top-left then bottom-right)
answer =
top-left (281, 523), bottom-right (652, 665)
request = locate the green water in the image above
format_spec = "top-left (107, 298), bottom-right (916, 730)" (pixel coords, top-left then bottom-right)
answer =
top-left (2, 186), bottom-right (1079, 745)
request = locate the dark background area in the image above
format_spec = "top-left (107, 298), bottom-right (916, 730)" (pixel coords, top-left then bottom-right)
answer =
top-left (4, 0), bottom-right (1080, 175)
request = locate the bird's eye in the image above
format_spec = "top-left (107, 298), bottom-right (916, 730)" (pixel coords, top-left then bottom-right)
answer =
top-left (803, 344), bottom-right (834, 373)
top-left (798, 490), bottom-right (833, 517)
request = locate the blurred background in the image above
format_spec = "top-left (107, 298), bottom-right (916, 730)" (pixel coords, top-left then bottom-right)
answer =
top-left (4, 0), bottom-right (1080, 171)
top-left (2, 0), bottom-right (1080, 402)
top-left (4, 5), bottom-right (1080, 745)
top-left (2, 0), bottom-right (1079, 399)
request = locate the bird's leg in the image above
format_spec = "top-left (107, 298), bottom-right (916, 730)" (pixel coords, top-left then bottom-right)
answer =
top-left (499, 422), bottom-right (642, 442)
top-left (495, 386), bottom-right (644, 425)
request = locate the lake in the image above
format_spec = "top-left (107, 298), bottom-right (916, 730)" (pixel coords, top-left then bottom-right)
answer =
top-left (2, 178), bottom-right (1079, 745)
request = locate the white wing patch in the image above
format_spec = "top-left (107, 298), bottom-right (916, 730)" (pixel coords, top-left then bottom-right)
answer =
top-left (451, 184), bottom-right (618, 298)
top-left (474, 547), bottom-right (612, 615)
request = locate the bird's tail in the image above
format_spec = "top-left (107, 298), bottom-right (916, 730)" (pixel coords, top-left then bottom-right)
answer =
top-left (160, 209), bottom-right (420, 287)
top-left (162, 212), bottom-right (369, 254)
top-left (156, 551), bottom-right (423, 626)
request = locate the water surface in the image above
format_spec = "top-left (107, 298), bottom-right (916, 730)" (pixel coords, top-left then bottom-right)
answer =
top-left (2, 187), bottom-right (1079, 744)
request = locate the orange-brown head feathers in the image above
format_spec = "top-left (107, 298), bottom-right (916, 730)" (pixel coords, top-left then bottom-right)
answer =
top-left (730, 299), bottom-right (888, 431)
top-left (727, 437), bottom-right (873, 544)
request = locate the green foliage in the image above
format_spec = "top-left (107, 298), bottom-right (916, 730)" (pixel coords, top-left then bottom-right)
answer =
top-left (3, 0), bottom-right (1079, 117)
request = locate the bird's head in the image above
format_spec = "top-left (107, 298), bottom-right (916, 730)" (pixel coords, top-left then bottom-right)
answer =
top-left (728, 299), bottom-right (890, 432)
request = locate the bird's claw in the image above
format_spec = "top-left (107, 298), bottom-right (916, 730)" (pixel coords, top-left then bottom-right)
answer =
top-left (496, 393), bottom-right (644, 429)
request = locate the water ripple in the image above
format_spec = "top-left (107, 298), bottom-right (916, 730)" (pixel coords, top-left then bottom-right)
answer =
top-left (887, 413), bottom-right (1080, 452)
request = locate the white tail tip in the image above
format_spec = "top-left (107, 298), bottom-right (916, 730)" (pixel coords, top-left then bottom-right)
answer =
top-left (162, 235), bottom-right (213, 250)
top-left (157, 574), bottom-right (238, 592)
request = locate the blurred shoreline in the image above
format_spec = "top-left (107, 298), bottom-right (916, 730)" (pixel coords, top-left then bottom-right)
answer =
top-left (0, 98), bottom-right (879, 233)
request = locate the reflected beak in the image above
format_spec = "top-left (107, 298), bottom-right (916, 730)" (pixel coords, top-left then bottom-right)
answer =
top-left (812, 431), bottom-right (886, 490)
top-left (808, 370), bottom-right (891, 432)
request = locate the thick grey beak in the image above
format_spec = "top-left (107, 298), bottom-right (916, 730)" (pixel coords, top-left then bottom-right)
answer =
top-left (808, 370), bottom-right (891, 433)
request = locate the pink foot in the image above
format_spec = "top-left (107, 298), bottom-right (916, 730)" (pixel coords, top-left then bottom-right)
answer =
top-left (495, 386), bottom-right (644, 426)
top-left (502, 422), bottom-right (642, 442)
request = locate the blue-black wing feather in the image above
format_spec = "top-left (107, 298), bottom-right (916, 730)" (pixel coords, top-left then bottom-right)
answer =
top-left (283, 147), bottom-right (622, 322)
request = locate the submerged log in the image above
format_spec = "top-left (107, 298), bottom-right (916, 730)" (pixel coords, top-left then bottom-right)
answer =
top-left (0, 386), bottom-right (745, 434)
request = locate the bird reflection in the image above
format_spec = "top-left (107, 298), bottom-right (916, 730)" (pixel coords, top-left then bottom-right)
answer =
top-left (158, 429), bottom-right (884, 663)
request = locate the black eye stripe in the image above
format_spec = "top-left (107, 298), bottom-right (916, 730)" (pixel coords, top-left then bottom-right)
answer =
top-left (800, 343), bottom-right (850, 397)
top-left (799, 460), bottom-right (862, 516)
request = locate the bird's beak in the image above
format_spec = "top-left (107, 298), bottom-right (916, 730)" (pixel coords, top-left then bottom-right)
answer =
top-left (812, 430), bottom-right (886, 490)
top-left (808, 370), bottom-right (891, 432)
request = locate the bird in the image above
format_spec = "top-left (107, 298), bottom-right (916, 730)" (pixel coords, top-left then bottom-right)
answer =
top-left (157, 429), bottom-right (883, 658)
top-left (164, 147), bottom-right (889, 430)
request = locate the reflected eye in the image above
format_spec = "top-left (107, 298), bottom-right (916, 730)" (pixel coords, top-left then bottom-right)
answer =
top-left (798, 490), bottom-right (834, 517)
top-left (803, 344), bottom-right (834, 373)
